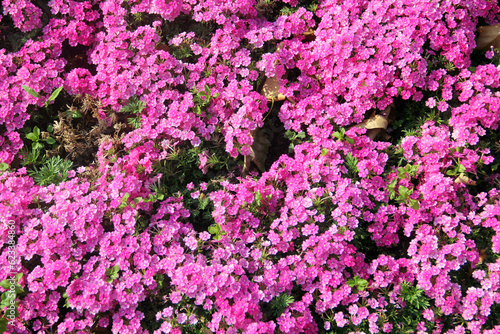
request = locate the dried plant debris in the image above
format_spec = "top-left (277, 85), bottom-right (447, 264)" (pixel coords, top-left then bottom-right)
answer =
top-left (355, 103), bottom-right (395, 140)
top-left (47, 95), bottom-right (126, 167)
top-left (455, 173), bottom-right (476, 186)
top-left (261, 75), bottom-right (287, 102)
top-left (244, 128), bottom-right (272, 173)
top-left (476, 24), bottom-right (500, 50)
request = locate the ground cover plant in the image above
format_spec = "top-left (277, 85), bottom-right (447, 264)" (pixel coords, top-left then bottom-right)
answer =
top-left (1, 0), bottom-right (500, 333)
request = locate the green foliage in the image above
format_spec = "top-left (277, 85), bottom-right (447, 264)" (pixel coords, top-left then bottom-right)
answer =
top-left (332, 127), bottom-right (354, 144)
top-left (445, 162), bottom-right (466, 177)
top-left (0, 273), bottom-right (24, 329)
top-left (344, 153), bottom-right (359, 177)
top-left (370, 281), bottom-right (434, 334)
top-left (191, 85), bottom-right (219, 115)
top-left (28, 156), bottom-right (73, 186)
top-left (21, 85), bottom-right (64, 108)
top-left (278, 0), bottom-right (319, 15)
top-left (284, 130), bottom-right (306, 154)
top-left (105, 265), bottom-right (120, 283)
top-left (127, 116), bottom-right (143, 129)
top-left (207, 223), bottom-right (226, 241)
top-left (387, 163), bottom-right (421, 210)
top-left (346, 276), bottom-right (368, 292)
top-left (25, 126), bottom-right (56, 150)
top-left (120, 95), bottom-right (146, 114)
top-left (65, 107), bottom-right (83, 119)
top-left (21, 124), bottom-right (58, 170)
top-left (391, 100), bottom-right (449, 147)
top-left (152, 142), bottom-right (233, 196)
top-left (45, 86), bottom-right (63, 107)
top-left (267, 293), bottom-right (294, 319)
top-left (120, 95), bottom-right (145, 129)
top-left (119, 193), bottom-right (131, 210)
top-left (400, 280), bottom-right (429, 310)
top-left (21, 85), bottom-right (40, 98)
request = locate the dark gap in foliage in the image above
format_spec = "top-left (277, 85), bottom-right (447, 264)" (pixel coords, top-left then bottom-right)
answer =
top-left (61, 42), bottom-right (97, 76)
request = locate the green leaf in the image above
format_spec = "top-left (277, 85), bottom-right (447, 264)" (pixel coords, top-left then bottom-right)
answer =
top-left (14, 284), bottom-right (23, 294)
top-left (458, 163), bottom-right (466, 173)
top-left (345, 136), bottom-right (354, 144)
top-left (297, 132), bottom-right (306, 139)
top-left (0, 163), bottom-right (8, 171)
top-left (320, 148), bottom-right (329, 156)
top-left (22, 85), bottom-right (40, 98)
top-left (254, 190), bottom-right (262, 206)
top-left (0, 317), bottom-right (7, 333)
top-left (208, 223), bottom-right (221, 235)
top-left (332, 131), bottom-right (342, 140)
top-left (33, 126), bottom-right (40, 137)
top-left (347, 276), bottom-right (368, 291)
top-left (71, 110), bottom-right (83, 118)
top-left (398, 185), bottom-right (409, 198)
top-left (45, 86), bottom-right (63, 106)
top-left (155, 274), bottom-right (165, 289)
top-left (1, 292), bottom-right (14, 304)
top-left (33, 142), bottom-right (44, 151)
top-left (199, 196), bottom-right (209, 210)
top-left (26, 133), bottom-right (37, 141)
top-left (389, 191), bottom-right (395, 200)
top-left (409, 199), bottom-right (420, 210)
top-left (118, 199), bottom-right (128, 209)
top-left (45, 137), bottom-right (56, 145)
top-left (397, 167), bottom-right (406, 178)
top-left (47, 125), bottom-right (53, 133)
top-left (0, 280), bottom-right (10, 290)
top-left (357, 279), bottom-right (368, 291)
top-left (388, 177), bottom-right (398, 190)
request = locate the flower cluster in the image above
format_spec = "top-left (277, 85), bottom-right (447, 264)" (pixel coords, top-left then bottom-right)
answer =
top-left (1, 0), bottom-right (500, 333)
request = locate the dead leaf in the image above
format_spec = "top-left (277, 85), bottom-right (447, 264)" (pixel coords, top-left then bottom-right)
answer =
top-left (261, 75), bottom-right (286, 102)
top-left (303, 28), bottom-right (316, 42)
top-left (353, 104), bottom-right (395, 140)
top-left (478, 248), bottom-right (487, 264)
top-left (379, 131), bottom-right (392, 141)
top-left (360, 114), bottom-right (389, 130)
top-left (155, 43), bottom-right (170, 52)
top-left (476, 24), bottom-right (500, 50)
top-left (455, 173), bottom-right (476, 186)
top-left (243, 129), bottom-right (271, 173)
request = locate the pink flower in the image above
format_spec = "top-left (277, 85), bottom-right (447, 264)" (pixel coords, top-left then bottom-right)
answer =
top-left (169, 292), bottom-right (182, 304)
top-left (426, 97), bottom-right (437, 108)
top-left (423, 309), bottom-right (434, 321)
top-left (437, 101), bottom-right (449, 112)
